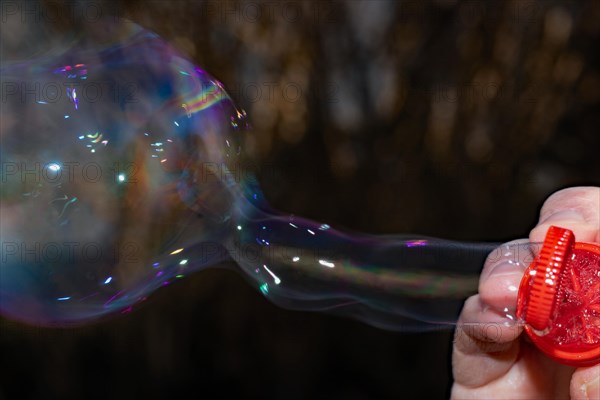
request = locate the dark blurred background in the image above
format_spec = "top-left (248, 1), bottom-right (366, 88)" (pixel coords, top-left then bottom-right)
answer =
top-left (1, 0), bottom-right (599, 399)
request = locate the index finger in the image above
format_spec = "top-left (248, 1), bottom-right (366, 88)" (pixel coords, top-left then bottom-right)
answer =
top-left (452, 240), bottom-right (529, 388)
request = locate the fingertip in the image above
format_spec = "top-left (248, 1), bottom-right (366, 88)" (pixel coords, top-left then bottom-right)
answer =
top-left (478, 240), bottom-right (530, 320)
top-left (478, 262), bottom-right (521, 317)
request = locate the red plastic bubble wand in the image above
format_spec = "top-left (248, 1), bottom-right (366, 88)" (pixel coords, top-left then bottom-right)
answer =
top-left (517, 225), bottom-right (600, 367)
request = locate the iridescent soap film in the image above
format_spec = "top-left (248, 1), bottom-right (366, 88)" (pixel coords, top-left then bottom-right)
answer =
top-left (1, 20), bottom-right (507, 328)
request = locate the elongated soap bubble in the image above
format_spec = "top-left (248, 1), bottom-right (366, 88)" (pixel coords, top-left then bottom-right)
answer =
top-left (0, 19), bottom-right (533, 328)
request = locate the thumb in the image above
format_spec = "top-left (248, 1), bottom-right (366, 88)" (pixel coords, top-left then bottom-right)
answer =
top-left (530, 187), bottom-right (600, 244)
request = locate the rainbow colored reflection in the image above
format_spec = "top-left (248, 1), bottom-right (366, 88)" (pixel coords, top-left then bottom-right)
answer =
top-left (0, 20), bottom-right (526, 329)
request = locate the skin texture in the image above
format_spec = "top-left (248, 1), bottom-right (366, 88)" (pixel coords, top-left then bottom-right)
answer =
top-left (451, 187), bottom-right (600, 400)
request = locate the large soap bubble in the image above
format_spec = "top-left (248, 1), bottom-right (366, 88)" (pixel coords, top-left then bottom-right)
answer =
top-left (0, 19), bottom-right (530, 328)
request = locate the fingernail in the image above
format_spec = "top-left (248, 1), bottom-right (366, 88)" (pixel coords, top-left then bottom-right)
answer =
top-left (490, 261), bottom-right (524, 278)
top-left (483, 261), bottom-right (523, 318)
top-left (540, 209), bottom-right (585, 224)
top-left (584, 375), bottom-right (599, 400)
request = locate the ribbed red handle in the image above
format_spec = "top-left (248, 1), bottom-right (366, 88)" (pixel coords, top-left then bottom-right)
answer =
top-left (523, 226), bottom-right (574, 330)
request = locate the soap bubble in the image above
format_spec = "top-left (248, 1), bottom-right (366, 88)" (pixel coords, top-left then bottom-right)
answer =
top-left (1, 19), bottom-right (245, 324)
top-left (0, 19), bottom-right (531, 328)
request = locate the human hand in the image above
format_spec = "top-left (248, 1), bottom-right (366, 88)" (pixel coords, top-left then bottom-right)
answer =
top-left (451, 187), bottom-right (600, 399)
